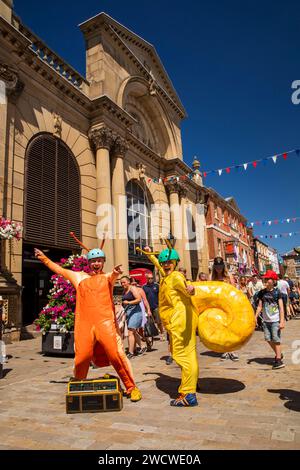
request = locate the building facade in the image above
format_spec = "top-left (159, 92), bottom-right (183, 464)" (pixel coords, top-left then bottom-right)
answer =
top-left (0, 2), bottom-right (209, 337)
top-left (282, 250), bottom-right (300, 280)
top-left (253, 238), bottom-right (270, 274)
top-left (205, 188), bottom-right (253, 274)
top-left (266, 246), bottom-right (280, 274)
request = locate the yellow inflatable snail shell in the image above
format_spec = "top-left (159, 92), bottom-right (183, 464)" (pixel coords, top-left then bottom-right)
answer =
top-left (136, 244), bottom-right (255, 353)
top-left (192, 281), bottom-right (255, 353)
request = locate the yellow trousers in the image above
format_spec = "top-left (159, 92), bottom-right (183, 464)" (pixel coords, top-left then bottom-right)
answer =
top-left (168, 307), bottom-right (199, 395)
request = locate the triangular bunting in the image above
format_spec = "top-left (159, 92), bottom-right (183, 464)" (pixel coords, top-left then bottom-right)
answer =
top-left (272, 156), bottom-right (277, 164)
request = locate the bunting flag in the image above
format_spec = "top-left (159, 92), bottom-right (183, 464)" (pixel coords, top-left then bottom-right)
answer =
top-left (247, 216), bottom-right (300, 228)
top-left (146, 148), bottom-right (299, 184)
top-left (258, 231), bottom-right (300, 239)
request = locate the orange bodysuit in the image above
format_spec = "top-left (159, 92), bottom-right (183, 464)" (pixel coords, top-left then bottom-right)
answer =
top-left (40, 254), bottom-right (136, 393)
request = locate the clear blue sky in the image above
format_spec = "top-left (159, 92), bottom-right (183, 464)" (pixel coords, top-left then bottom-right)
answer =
top-left (14, 0), bottom-right (300, 256)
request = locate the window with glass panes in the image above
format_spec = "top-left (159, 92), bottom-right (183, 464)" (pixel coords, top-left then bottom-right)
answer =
top-left (126, 181), bottom-right (151, 256)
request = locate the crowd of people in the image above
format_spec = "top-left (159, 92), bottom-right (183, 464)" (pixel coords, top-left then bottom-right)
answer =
top-left (117, 258), bottom-right (300, 371)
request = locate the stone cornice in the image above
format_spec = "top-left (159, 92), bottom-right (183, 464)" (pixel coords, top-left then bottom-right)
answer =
top-left (90, 95), bottom-right (136, 129)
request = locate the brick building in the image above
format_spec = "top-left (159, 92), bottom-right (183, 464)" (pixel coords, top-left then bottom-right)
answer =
top-left (205, 188), bottom-right (253, 274)
top-left (253, 238), bottom-right (271, 274)
top-left (282, 249), bottom-right (300, 280)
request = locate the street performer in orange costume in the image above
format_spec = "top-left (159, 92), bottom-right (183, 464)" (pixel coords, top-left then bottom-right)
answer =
top-left (34, 233), bottom-right (142, 402)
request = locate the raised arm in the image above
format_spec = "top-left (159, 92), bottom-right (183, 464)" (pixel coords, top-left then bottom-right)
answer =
top-left (136, 246), bottom-right (165, 278)
top-left (106, 264), bottom-right (124, 286)
top-left (34, 248), bottom-right (82, 289)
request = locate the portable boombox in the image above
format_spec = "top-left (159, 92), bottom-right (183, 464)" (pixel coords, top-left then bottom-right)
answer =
top-left (66, 374), bottom-right (123, 414)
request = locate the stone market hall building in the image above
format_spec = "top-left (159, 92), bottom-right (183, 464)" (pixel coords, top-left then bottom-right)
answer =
top-left (0, 1), bottom-right (209, 337)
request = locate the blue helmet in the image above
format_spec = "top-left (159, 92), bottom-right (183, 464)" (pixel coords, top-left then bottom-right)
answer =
top-left (87, 248), bottom-right (106, 261)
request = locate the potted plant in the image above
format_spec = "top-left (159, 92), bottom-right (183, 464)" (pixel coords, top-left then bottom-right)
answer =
top-left (34, 254), bottom-right (91, 356)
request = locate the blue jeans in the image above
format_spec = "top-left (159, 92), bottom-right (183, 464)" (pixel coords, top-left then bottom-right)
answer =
top-left (263, 321), bottom-right (281, 343)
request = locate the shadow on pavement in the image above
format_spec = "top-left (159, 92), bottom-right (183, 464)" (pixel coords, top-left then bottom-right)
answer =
top-left (20, 326), bottom-right (36, 341)
top-left (247, 357), bottom-right (274, 365)
top-left (143, 372), bottom-right (180, 398)
top-left (143, 372), bottom-right (245, 398)
top-left (197, 377), bottom-right (245, 394)
top-left (0, 368), bottom-right (13, 378)
top-left (268, 389), bottom-right (300, 412)
top-left (199, 351), bottom-right (223, 358)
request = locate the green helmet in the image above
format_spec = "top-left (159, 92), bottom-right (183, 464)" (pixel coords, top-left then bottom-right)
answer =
top-left (158, 248), bottom-right (180, 264)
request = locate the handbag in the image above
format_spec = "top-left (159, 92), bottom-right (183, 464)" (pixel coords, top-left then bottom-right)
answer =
top-left (143, 315), bottom-right (159, 338)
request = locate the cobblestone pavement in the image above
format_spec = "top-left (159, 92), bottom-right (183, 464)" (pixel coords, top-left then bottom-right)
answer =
top-left (0, 319), bottom-right (300, 450)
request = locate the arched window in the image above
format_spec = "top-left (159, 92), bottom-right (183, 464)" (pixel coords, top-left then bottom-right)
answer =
top-left (24, 133), bottom-right (81, 249)
top-left (126, 180), bottom-right (151, 257)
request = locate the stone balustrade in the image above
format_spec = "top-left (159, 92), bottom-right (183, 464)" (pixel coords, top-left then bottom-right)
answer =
top-left (18, 22), bottom-right (89, 91)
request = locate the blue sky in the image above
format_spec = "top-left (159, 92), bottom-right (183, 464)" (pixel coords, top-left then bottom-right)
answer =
top-left (14, 0), bottom-right (300, 255)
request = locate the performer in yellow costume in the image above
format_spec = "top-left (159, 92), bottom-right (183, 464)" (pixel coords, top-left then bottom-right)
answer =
top-left (137, 242), bottom-right (255, 407)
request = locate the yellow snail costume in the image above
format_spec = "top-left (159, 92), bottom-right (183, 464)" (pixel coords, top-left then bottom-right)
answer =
top-left (137, 243), bottom-right (255, 406)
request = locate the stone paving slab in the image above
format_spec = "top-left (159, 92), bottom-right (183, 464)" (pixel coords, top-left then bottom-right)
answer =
top-left (0, 319), bottom-right (300, 450)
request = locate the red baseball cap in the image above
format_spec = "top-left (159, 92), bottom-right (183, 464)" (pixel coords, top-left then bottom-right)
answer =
top-left (263, 270), bottom-right (278, 280)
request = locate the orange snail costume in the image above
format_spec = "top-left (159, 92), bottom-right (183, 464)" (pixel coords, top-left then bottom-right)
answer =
top-left (38, 233), bottom-right (141, 402)
top-left (137, 241), bottom-right (255, 407)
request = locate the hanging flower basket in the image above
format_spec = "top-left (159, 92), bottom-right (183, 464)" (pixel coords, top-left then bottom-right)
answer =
top-left (0, 217), bottom-right (23, 240)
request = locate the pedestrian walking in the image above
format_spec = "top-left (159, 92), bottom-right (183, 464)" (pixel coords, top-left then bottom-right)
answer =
top-left (255, 270), bottom-right (285, 369)
top-left (277, 275), bottom-right (290, 321)
top-left (211, 257), bottom-right (239, 362)
top-left (120, 276), bottom-right (144, 359)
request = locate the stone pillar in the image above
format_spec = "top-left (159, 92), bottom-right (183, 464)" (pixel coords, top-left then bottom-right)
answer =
top-left (0, 63), bottom-right (24, 338)
top-left (180, 191), bottom-right (192, 280)
top-left (166, 183), bottom-right (184, 263)
top-left (111, 136), bottom-right (129, 275)
top-left (195, 191), bottom-right (210, 275)
top-left (88, 127), bottom-right (115, 272)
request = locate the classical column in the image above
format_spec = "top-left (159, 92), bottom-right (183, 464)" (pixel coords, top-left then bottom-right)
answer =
top-left (166, 182), bottom-right (184, 263)
top-left (180, 190), bottom-right (192, 280)
top-left (111, 136), bottom-right (129, 275)
top-left (0, 62), bottom-right (24, 338)
top-left (196, 191), bottom-right (209, 275)
top-left (89, 126), bottom-right (115, 272)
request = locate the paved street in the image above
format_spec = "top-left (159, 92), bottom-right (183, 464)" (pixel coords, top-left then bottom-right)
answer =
top-left (0, 320), bottom-right (300, 450)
